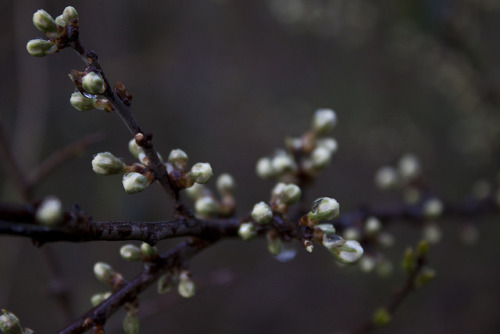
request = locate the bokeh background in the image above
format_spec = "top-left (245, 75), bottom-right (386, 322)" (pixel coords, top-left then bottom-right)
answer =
top-left (1, 0), bottom-right (500, 333)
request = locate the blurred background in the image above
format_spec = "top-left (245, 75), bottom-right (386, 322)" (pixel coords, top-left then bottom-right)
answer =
top-left (1, 0), bottom-right (500, 333)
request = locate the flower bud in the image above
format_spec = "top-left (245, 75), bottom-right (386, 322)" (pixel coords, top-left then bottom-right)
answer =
top-left (365, 217), bottom-right (381, 235)
top-left (184, 183), bottom-right (207, 200)
top-left (315, 224), bottom-right (336, 235)
top-left (238, 222), bottom-right (257, 241)
top-left (0, 310), bottom-right (23, 334)
top-left (311, 146), bottom-right (332, 168)
top-left (256, 157), bottom-right (275, 179)
top-left (372, 308), bottom-right (391, 327)
top-left (26, 39), bottom-right (57, 57)
top-left (316, 137), bottom-right (338, 154)
top-left (266, 231), bottom-right (283, 256)
top-left (90, 292), bottom-right (111, 307)
top-left (216, 173), bottom-right (235, 194)
top-left (36, 196), bottom-right (63, 226)
top-left (190, 163), bottom-right (213, 184)
top-left (157, 273), bottom-right (176, 294)
top-left (330, 240), bottom-right (364, 264)
top-left (55, 15), bottom-right (66, 27)
top-left (178, 271), bottom-right (195, 298)
top-left (92, 152), bottom-right (125, 175)
top-left (398, 154), bottom-right (421, 181)
top-left (93, 262), bottom-right (115, 284)
top-left (308, 197), bottom-right (340, 222)
top-left (374, 166), bottom-right (398, 190)
top-left (33, 9), bottom-right (57, 33)
top-left (271, 151), bottom-right (296, 174)
top-left (282, 184), bottom-right (301, 204)
top-left (322, 233), bottom-right (345, 250)
top-left (128, 138), bottom-right (144, 158)
top-left (123, 312), bottom-right (140, 334)
top-left (423, 198), bottom-right (443, 219)
top-left (69, 91), bottom-right (96, 111)
top-left (82, 72), bottom-right (106, 95)
top-left (251, 202), bottom-right (273, 224)
top-left (312, 108), bottom-right (337, 134)
top-left (120, 244), bottom-right (142, 261)
top-left (122, 172), bottom-right (149, 194)
top-left (62, 6), bottom-right (79, 25)
top-left (168, 149), bottom-right (189, 170)
top-left (195, 196), bottom-right (219, 216)
top-left (140, 242), bottom-right (158, 259)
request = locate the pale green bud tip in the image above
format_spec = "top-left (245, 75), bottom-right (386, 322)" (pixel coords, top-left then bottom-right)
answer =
top-left (398, 154), bottom-right (421, 181)
top-left (238, 222), bottom-right (257, 241)
top-left (0, 310), bottom-right (23, 334)
top-left (82, 72), bottom-right (106, 95)
top-left (26, 39), bottom-right (57, 57)
top-left (312, 108), bottom-right (337, 134)
top-left (93, 262), bottom-right (115, 283)
top-left (122, 172), bottom-right (149, 194)
top-left (178, 272), bottom-right (196, 298)
top-left (140, 242), bottom-right (157, 258)
top-left (331, 240), bottom-right (364, 264)
top-left (423, 198), bottom-right (443, 219)
top-left (374, 166), bottom-right (398, 189)
top-left (190, 163), bottom-right (213, 184)
top-left (123, 312), bottom-right (140, 334)
top-left (36, 196), bottom-right (63, 226)
top-left (365, 217), bottom-right (381, 235)
top-left (217, 173), bottom-right (235, 194)
top-left (195, 196), bottom-right (219, 215)
top-left (62, 6), bottom-right (79, 23)
top-left (33, 9), bottom-right (57, 33)
top-left (92, 152), bottom-right (125, 175)
top-left (308, 197), bottom-right (340, 221)
top-left (256, 157), bottom-right (275, 179)
top-left (372, 308), bottom-right (391, 326)
top-left (168, 149), bottom-right (189, 170)
top-left (90, 292), bottom-right (111, 307)
top-left (70, 91), bottom-right (95, 111)
top-left (120, 244), bottom-right (142, 261)
top-left (251, 202), bottom-right (273, 224)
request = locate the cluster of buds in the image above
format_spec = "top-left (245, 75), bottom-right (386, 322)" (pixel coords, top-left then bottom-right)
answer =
top-left (68, 71), bottom-right (112, 112)
top-left (119, 242), bottom-right (158, 262)
top-left (156, 270), bottom-right (196, 298)
top-left (256, 108), bottom-right (339, 183)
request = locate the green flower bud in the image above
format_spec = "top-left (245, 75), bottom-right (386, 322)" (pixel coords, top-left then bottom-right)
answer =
top-left (36, 196), bottom-right (63, 226)
top-left (26, 39), bottom-right (57, 57)
top-left (256, 157), bottom-right (275, 179)
top-left (238, 222), bottom-right (257, 241)
top-left (308, 197), bottom-right (340, 222)
top-left (372, 308), bottom-right (391, 327)
top-left (157, 273), bottom-right (176, 294)
top-left (195, 196), bottom-right (219, 216)
top-left (312, 108), bottom-right (337, 134)
top-left (190, 163), bottom-right (213, 184)
top-left (311, 146), bottom-right (332, 168)
top-left (70, 91), bottom-right (96, 111)
top-left (374, 166), bottom-right (398, 190)
top-left (315, 224), bottom-right (336, 235)
top-left (122, 172), bottom-right (149, 194)
top-left (90, 292), bottom-right (111, 307)
top-left (55, 15), bottom-right (66, 27)
top-left (364, 217), bottom-right (381, 235)
top-left (330, 240), bottom-right (364, 264)
top-left (140, 242), bottom-right (158, 259)
top-left (33, 9), bottom-right (57, 33)
top-left (398, 154), bottom-right (421, 181)
top-left (93, 262), bottom-right (115, 284)
top-left (423, 198), bottom-right (443, 219)
top-left (168, 149), bottom-right (189, 170)
top-left (0, 310), bottom-right (24, 334)
top-left (216, 173), bottom-right (235, 194)
top-left (123, 312), bottom-right (140, 334)
top-left (92, 152), bottom-right (125, 175)
top-left (120, 244), bottom-right (142, 261)
top-left (82, 72), bottom-right (106, 95)
top-left (128, 138), bottom-right (144, 158)
top-left (251, 202), bottom-right (273, 224)
top-left (178, 271), bottom-right (195, 298)
top-left (62, 6), bottom-right (79, 25)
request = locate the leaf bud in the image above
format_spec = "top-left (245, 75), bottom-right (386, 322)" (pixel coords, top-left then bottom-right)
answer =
top-left (128, 138), bottom-right (144, 158)
top-left (92, 152), bottom-right (125, 175)
top-left (398, 154), bottom-right (421, 181)
top-left (33, 9), bottom-right (57, 33)
top-left (401, 248), bottom-right (415, 273)
top-left (123, 312), bottom-right (140, 334)
top-left (238, 222), bottom-right (257, 241)
top-left (216, 173), bottom-right (235, 195)
top-left (0, 310), bottom-right (24, 334)
top-left (330, 240), bottom-right (364, 264)
top-left (120, 244), bottom-right (142, 262)
top-left (122, 172), bottom-right (149, 194)
top-left (372, 308), bottom-right (391, 327)
top-left (36, 196), bottom-right (63, 226)
top-left (178, 271), bottom-right (196, 298)
top-left (26, 39), bottom-right (57, 57)
top-left (422, 198), bottom-right (443, 219)
top-left (82, 72), bottom-right (106, 95)
top-left (416, 240), bottom-right (430, 258)
top-left (374, 166), bottom-right (398, 190)
top-left (140, 242), bottom-right (158, 259)
top-left (415, 267), bottom-right (436, 287)
top-left (251, 202), bottom-right (273, 224)
top-left (90, 292), bottom-right (111, 307)
top-left (312, 108), bottom-right (337, 135)
top-left (93, 262), bottom-right (115, 284)
top-left (190, 163), bottom-right (213, 184)
top-left (256, 157), bottom-right (275, 179)
top-left (308, 197), bottom-right (340, 222)
top-left (62, 6), bottom-right (79, 25)
top-left (364, 216), bottom-right (382, 236)
top-left (168, 149), bottom-right (189, 170)
top-left (195, 196), bottom-right (219, 216)
top-left (311, 146), bottom-right (332, 168)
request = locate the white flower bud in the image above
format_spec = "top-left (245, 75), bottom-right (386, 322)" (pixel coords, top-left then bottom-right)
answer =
top-left (365, 217), bottom-right (381, 235)
top-left (312, 108), bottom-right (337, 134)
top-left (93, 262), bottom-right (115, 284)
top-left (184, 183), bottom-right (207, 200)
top-left (308, 197), bottom-right (340, 222)
top-left (178, 271), bottom-right (195, 298)
top-left (140, 242), bottom-right (158, 259)
top-left (311, 146), bottom-right (332, 168)
top-left (128, 138), bottom-right (144, 158)
top-left (0, 310), bottom-right (23, 334)
top-left (316, 137), bottom-right (338, 154)
top-left (251, 202), bottom-right (273, 224)
top-left (271, 152), bottom-right (296, 174)
top-left (168, 149), bottom-right (189, 170)
top-left (55, 15), bottom-right (66, 27)
top-left (322, 233), bottom-right (345, 250)
top-left (36, 196), bottom-right (63, 226)
top-left (92, 152), bottom-right (125, 175)
top-left (195, 196), bottom-right (219, 216)
top-left (398, 154), bottom-right (421, 181)
top-left (122, 172), bottom-right (149, 194)
top-left (238, 222), bottom-right (257, 241)
top-left (256, 157), bottom-right (275, 179)
top-left (82, 72), bottom-right (106, 95)
top-left (272, 183), bottom-right (301, 205)
top-left (216, 173), bottom-right (235, 194)
top-left (423, 198), bottom-right (443, 219)
top-left (315, 224), bottom-right (336, 235)
top-left (69, 91), bottom-right (96, 111)
top-left (26, 39), bottom-right (57, 57)
top-left (33, 9), bottom-right (57, 33)
top-left (120, 244), bottom-right (142, 261)
top-left (123, 312), bottom-right (140, 334)
top-left (330, 240), bottom-right (364, 264)
top-left (62, 6), bottom-right (79, 24)
top-left (90, 292), bottom-right (111, 307)
top-left (374, 166), bottom-right (398, 190)
top-left (190, 163), bottom-right (213, 184)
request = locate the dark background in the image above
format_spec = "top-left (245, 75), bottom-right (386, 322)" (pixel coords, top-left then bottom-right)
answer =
top-left (1, 0), bottom-right (500, 333)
